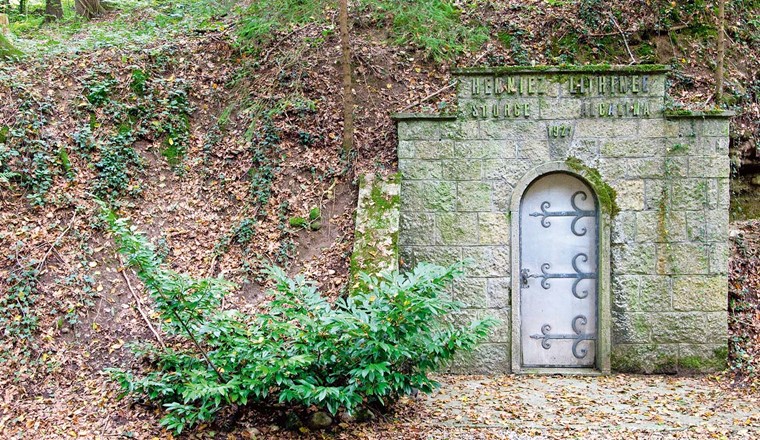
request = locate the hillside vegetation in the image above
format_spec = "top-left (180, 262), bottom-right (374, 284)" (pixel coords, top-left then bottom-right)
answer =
top-left (0, 0), bottom-right (758, 437)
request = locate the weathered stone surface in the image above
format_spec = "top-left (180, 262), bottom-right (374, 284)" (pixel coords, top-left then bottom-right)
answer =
top-left (638, 276), bottom-right (672, 312)
top-left (655, 243), bottom-right (709, 275)
top-left (650, 312), bottom-right (705, 343)
top-left (689, 156), bottom-right (730, 178)
top-left (704, 311), bottom-right (728, 343)
top-left (308, 412), bottom-right (333, 429)
top-left (414, 140), bottom-right (455, 159)
top-left (612, 275), bottom-right (640, 313)
top-left (482, 159), bottom-right (533, 182)
top-left (478, 212), bottom-right (510, 245)
top-left (441, 159), bottom-right (482, 180)
top-left (400, 246), bottom-right (460, 269)
top-left (611, 211), bottom-right (636, 244)
top-left (635, 210), bottom-right (687, 243)
top-left (672, 276), bottom-right (727, 311)
top-left (670, 179), bottom-right (708, 210)
top-left (575, 119), bottom-right (640, 138)
top-left (612, 344), bottom-right (678, 374)
top-left (487, 277), bottom-right (511, 309)
top-left (436, 212), bottom-right (478, 245)
top-left (708, 242), bottom-right (730, 275)
top-left (456, 181), bottom-right (492, 211)
top-left (461, 246), bottom-right (510, 277)
top-left (615, 179), bottom-right (645, 211)
top-left (398, 120), bottom-right (439, 140)
top-left (612, 312), bottom-right (651, 344)
top-left (611, 243), bottom-right (656, 274)
top-left (601, 138), bottom-right (664, 158)
top-left (449, 343), bottom-right (510, 374)
top-left (399, 212), bottom-right (435, 246)
top-left (401, 180), bottom-right (456, 212)
top-left (399, 159), bottom-right (441, 180)
top-left (451, 277), bottom-right (488, 308)
top-left (677, 344), bottom-right (727, 371)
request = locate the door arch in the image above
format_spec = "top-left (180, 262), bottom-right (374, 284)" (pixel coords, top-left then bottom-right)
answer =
top-left (510, 163), bottom-right (611, 373)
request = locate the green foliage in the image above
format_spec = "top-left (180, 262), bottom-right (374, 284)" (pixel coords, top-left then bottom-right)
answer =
top-left (0, 33), bottom-right (23, 60)
top-left (104, 213), bottom-right (495, 434)
top-left (248, 120), bottom-right (281, 210)
top-left (358, 0), bottom-right (488, 60)
top-left (289, 216), bottom-right (308, 228)
top-left (92, 130), bottom-right (143, 200)
top-left (237, 0), bottom-right (327, 51)
top-left (0, 249), bottom-right (41, 342)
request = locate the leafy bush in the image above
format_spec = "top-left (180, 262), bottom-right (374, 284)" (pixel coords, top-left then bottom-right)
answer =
top-left (103, 210), bottom-right (496, 434)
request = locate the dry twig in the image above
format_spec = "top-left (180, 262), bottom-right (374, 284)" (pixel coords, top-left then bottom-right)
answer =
top-left (118, 255), bottom-right (166, 349)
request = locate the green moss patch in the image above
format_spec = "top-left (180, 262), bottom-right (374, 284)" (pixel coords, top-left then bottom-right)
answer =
top-left (565, 157), bottom-right (619, 217)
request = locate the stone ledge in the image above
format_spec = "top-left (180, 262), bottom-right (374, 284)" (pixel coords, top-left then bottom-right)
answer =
top-left (391, 113), bottom-right (458, 121)
top-left (664, 110), bottom-right (735, 119)
top-left (453, 64), bottom-right (670, 76)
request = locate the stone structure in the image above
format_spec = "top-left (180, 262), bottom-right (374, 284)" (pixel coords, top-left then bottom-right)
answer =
top-left (392, 65), bottom-right (732, 374)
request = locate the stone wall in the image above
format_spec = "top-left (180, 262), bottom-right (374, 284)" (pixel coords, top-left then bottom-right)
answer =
top-left (393, 66), bottom-right (732, 374)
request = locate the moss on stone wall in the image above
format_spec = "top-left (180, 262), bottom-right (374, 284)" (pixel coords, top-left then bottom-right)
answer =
top-left (565, 157), bottom-right (620, 217)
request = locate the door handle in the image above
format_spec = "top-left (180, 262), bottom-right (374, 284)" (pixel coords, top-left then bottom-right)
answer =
top-left (520, 268), bottom-right (531, 288)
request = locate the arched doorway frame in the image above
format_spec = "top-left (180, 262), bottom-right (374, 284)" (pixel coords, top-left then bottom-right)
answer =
top-left (510, 161), bottom-right (612, 374)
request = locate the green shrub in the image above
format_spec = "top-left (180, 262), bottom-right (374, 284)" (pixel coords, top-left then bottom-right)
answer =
top-left (103, 210), bottom-right (496, 434)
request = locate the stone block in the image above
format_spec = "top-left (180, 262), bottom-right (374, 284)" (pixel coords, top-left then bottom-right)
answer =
top-left (487, 277), bottom-right (511, 309)
top-left (399, 212), bottom-right (436, 246)
top-left (700, 119), bottom-right (730, 137)
top-left (643, 179), bottom-right (667, 210)
top-left (639, 119), bottom-right (679, 138)
top-left (567, 139), bottom-right (600, 163)
top-left (615, 179), bottom-right (645, 211)
top-left (704, 312), bottom-right (728, 343)
top-left (656, 243), bottom-right (709, 275)
top-left (670, 179), bottom-right (707, 210)
top-left (485, 308), bottom-right (511, 343)
top-left (672, 275), bottom-right (727, 311)
top-left (708, 242), bottom-right (729, 275)
top-left (598, 158), bottom-right (628, 181)
top-left (478, 212), bottom-right (511, 245)
top-left (398, 140), bottom-right (415, 159)
top-left (611, 243), bottom-right (656, 274)
top-left (440, 120), bottom-right (479, 140)
top-left (454, 140), bottom-right (514, 159)
top-left (462, 246), bottom-right (510, 277)
top-left (628, 157), bottom-right (687, 179)
top-left (689, 156), bottom-right (730, 178)
top-left (492, 180), bottom-right (514, 213)
top-left (650, 312), bottom-right (706, 344)
top-left (575, 119), bottom-right (640, 138)
top-left (677, 344), bottom-right (727, 371)
top-left (451, 277), bottom-right (488, 308)
top-left (482, 159), bottom-right (533, 182)
top-left (398, 120), bottom-right (440, 140)
top-left (706, 178), bottom-right (730, 209)
top-left (601, 138), bottom-right (664, 158)
top-left (448, 343), bottom-right (510, 374)
top-left (414, 140), bottom-right (455, 159)
top-left (481, 120), bottom-right (543, 140)
top-left (611, 344), bottom-right (678, 374)
top-left (441, 159), bottom-right (482, 181)
top-left (639, 275), bottom-right (672, 311)
top-left (456, 181), bottom-right (492, 211)
top-left (612, 312), bottom-right (651, 344)
top-left (398, 159), bottom-right (441, 180)
top-left (401, 180), bottom-right (456, 212)
top-left (538, 97), bottom-right (580, 119)
top-left (611, 274), bottom-right (640, 313)
top-left (611, 210), bottom-right (636, 244)
top-left (436, 212), bottom-right (478, 245)
top-left (686, 209), bottom-right (727, 243)
top-left (400, 246), bottom-right (460, 270)
top-left (517, 139), bottom-right (551, 163)
top-left (636, 210), bottom-right (687, 243)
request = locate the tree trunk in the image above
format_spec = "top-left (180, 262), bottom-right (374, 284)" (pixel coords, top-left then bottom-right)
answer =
top-left (0, 13), bottom-right (8, 34)
top-left (338, 0), bottom-right (354, 158)
top-left (18, 0), bottom-right (26, 15)
top-left (0, 32), bottom-right (22, 60)
top-left (45, 0), bottom-right (63, 22)
top-left (75, 0), bottom-right (106, 19)
top-left (715, 0), bottom-right (725, 105)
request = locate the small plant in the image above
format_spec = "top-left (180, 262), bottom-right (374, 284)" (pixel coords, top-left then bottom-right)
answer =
top-left (103, 212), bottom-right (496, 434)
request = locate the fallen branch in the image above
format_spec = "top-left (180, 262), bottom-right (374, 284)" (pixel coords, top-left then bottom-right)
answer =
top-left (398, 82), bottom-right (456, 113)
top-left (118, 255), bottom-right (166, 349)
top-left (609, 13), bottom-right (636, 64)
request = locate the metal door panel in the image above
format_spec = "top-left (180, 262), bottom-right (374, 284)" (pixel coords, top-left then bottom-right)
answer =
top-left (520, 173), bottom-right (598, 367)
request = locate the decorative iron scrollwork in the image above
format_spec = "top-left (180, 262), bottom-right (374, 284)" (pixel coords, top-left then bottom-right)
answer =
top-left (529, 190), bottom-right (595, 236)
top-left (530, 315), bottom-right (597, 359)
top-left (520, 253), bottom-right (596, 298)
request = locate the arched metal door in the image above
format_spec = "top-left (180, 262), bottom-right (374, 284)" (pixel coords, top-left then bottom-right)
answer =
top-left (519, 173), bottom-right (598, 368)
